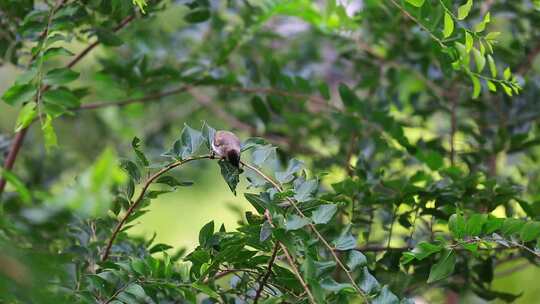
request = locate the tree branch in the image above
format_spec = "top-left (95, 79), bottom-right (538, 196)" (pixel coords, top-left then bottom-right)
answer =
top-left (253, 242), bottom-right (280, 304)
top-left (279, 243), bottom-right (316, 304)
top-left (78, 86), bottom-right (189, 110)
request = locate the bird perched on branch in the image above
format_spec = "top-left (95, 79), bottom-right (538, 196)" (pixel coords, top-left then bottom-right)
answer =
top-left (212, 130), bottom-right (241, 167)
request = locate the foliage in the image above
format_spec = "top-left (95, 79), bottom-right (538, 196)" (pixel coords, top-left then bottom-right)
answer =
top-left (1, 0), bottom-right (540, 303)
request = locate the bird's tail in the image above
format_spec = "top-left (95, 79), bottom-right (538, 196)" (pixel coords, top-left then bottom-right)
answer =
top-left (227, 150), bottom-right (240, 168)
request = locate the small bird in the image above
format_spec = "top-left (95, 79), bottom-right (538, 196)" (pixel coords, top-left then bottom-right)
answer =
top-left (212, 130), bottom-right (241, 167)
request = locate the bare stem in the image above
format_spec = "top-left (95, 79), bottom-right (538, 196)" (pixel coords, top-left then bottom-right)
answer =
top-left (253, 242), bottom-right (280, 304)
top-left (279, 243), bottom-right (316, 304)
top-left (101, 155), bottom-right (212, 261)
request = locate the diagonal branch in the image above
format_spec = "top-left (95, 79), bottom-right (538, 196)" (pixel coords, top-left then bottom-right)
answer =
top-left (101, 155), bottom-right (212, 262)
top-left (253, 242), bottom-right (280, 304)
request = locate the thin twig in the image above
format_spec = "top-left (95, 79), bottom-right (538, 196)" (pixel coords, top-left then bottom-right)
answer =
top-left (78, 86), bottom-right (190, 110)
top-left (253, 242), bottom-right (280, 304)
top-left (279, 243), bottom-right (316, 304)
top-left (101, 155), bottom-right (212, 261)
top-left (387, 0), bottom-right (445, 47)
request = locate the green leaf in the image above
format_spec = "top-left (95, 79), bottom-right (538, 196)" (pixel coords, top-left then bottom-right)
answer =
top-left (472, 48), bottom-right (486, 72)
top-left (470, 74), bottom-right (481, 99)
top-left (372, 285), bottom-right (400, 304)
top-left (251, 96), bottom-right (270, 124)
top-left (192, 282), bottom-right (220, 299)
top-left (260, 220), bottom-right (273, 242)
top-left (484, 216), bottom-right (504, 234)
top-left (333, 226), bottom-right (357, 251)
top-left (347, 251), bottom-right (367, 271)
top-left (465, 31), bottom-right (473, 53)
top-left (402, 241), bottom-right (443, 263)
top-left (443, 13), bottom-right (454, 38)
top-left (14, 102), bottom-right (37, 132)
top-left (149, 243), bottom-right (173, 254)
top-left (320, 277), bottom-right (354, 293)
top-left (285, 214), bottom-right (310, 230)
top-left (405, 0), bottom-right (425, 8)
top-left (121, 160), bottom-right (141, 182)
top-left (124, 283), bottom-right (146, 299)
top-left (155, 175), bottom-right (193, 187)
top-left (2, 83), bottom-right (36, 105)
top-left (338, 83), bottom-right (359, 109)
top-left (427, 250), bottom-right (456, 283)
top-left (501, 218), bottom-right (525, 236)
top-left (458, 0), bottom-right (473, 20)
top-left (42, 115), bottom-right (58, 152)
top-left (244, 193), bottom-right (267, 214)
top-left (131, 137), bottom-right (149, 166)
top-left (43, 88), bottom-right (80, 108)
top-left (44, 68), bottom-right (79, 85)
top-left (487, 55), bottom-right (497, 77)
top-left (96, 28), bottom-right (123, 46)
top-left (168, 124), bottom-right (204, 159)
top-left (42, 47), bottom-right (74, 61)
top-left (275, 159), bottom-right (304, 184)
top-left (449, 213), bottom-right (466, 238)
top-left (415, 149), bottom-right (444, 171)
top-left (520, 222), bottom-right (540, 242)
top-left (0, 169), bottom-right (32, 204)
top-left (218, 159), bottom-right (241, 195)
top-left (359, 267), bottom-right (380, 294)
top-left (465, 213), bottom-right (486, 236)
top-left (202, 122), bottom-right (216, 150)
top-left (311, 204), bottom-right (337, 224)
top-left (294, 179), bottom-right (317, 202)
top-left (184, 8), bottom-right (211, 23)
top-left (199, 220), bottom-right (214, 247)
top-left (251, 145), bottom-right (276, 167)
top-left (503, 67), bottom-right (512, 80)
top-left (474, 12), bottom-right (490, 32)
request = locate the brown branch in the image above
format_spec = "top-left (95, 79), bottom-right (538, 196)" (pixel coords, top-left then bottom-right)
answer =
top-left (101, 155), bottom-right (212, 262)
top-left (67, 14), bottom-right (135, 69)
top-left (187, 87), bottom-right (318, 155)
top-left (279, 243), bottom-right (316, 304)
top-left (253, 242), bottom-right (280, 304)
top-left (0, 14), bottom-right (136, 197)
top-left (78, 86), bottom-right (189, 110)
top-left (387, 0), bottom-right (445, 47)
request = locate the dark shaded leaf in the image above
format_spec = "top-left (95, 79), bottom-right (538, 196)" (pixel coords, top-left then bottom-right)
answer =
top-left (218, 159), bottom-right (241, 195)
